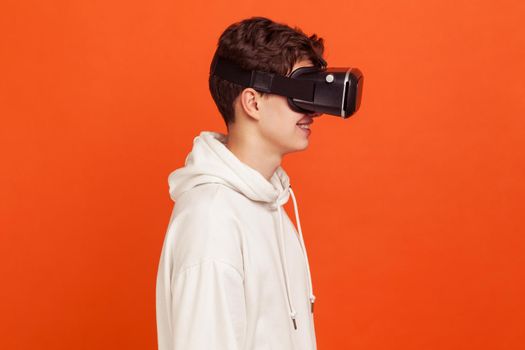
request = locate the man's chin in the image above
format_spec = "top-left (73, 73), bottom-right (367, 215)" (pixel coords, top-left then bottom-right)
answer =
top-left (283, 140), bottom-right (310, 155)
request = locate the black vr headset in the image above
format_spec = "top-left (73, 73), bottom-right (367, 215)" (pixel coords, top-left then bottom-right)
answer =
top-left (210, 53), bottom-right (364, 118)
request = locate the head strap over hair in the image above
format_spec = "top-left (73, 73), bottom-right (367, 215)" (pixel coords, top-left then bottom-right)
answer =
top-left (210, 54), bottom-right (322, 102)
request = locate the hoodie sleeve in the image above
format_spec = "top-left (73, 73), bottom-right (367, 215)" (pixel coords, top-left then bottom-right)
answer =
top-left (156, 185), bottom-right (247, 350)
top-left (169, 259), bottom-right (246, 349)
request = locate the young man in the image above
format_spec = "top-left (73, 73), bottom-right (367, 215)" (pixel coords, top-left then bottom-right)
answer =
top-left (156, 16), bottom-right (325, 350)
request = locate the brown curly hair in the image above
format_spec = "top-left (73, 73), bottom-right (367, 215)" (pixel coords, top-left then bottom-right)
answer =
top-left (208, 17), bottom-right (325, 130)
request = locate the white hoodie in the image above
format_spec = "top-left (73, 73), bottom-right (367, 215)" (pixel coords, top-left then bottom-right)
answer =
top-left (156, 130), bottom-right (317, 350)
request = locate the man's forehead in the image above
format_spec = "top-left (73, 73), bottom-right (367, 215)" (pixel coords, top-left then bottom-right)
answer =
top-left (292, 59), bottom-right (314, 69)
top-left (287, 59), bottom-right (314, 76)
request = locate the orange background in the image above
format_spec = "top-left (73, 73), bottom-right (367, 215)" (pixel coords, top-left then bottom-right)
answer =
top-left (1, 0), bottom-right (524, 349)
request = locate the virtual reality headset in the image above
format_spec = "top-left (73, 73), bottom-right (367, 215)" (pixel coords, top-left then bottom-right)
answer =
top-left (210, 53), bottom-right (363, 118)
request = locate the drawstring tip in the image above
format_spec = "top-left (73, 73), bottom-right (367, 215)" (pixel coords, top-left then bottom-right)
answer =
top-left (290, 311), bottom-right (298, 330)
top-left (311, 301), bottom-right (315, 314)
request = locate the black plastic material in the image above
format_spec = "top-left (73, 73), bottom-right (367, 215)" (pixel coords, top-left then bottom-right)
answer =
top-left (210, 53), bottom-right (363, 118)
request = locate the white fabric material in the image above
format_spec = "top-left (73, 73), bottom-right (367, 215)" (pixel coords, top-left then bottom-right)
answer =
top-left (156, 130), bottom-right (317, 350)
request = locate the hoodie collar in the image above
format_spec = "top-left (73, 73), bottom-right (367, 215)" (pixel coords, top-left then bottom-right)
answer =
top-left (169, 131), bottom-right (290, 207)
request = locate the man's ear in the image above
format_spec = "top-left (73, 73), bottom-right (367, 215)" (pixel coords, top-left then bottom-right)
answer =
top-left (239, 88), bottom-right (262, 120)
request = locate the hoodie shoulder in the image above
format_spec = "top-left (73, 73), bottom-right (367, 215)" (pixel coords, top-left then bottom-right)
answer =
top-left (166, 183), bottom-right (245, 279)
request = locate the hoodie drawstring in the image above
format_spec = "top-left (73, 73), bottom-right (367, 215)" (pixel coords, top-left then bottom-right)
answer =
top-left (277, 204), bottom-right (297, 330)
top-left (276, 186), bottom-right (316, 331)
top-left (289, 187), bottom-right (316, 314)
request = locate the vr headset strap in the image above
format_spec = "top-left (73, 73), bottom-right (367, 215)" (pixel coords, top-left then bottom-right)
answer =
top-left (210, 55), bottom-right (315, 102)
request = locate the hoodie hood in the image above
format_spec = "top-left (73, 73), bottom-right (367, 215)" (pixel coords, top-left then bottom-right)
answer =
top-left (167, 130), bottom-right (316, 330)
top-left (169, 131), bottom-right (290, 208)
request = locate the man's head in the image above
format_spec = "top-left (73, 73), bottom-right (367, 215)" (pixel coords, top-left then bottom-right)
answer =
top-left (209, 17), bottom-right (325, 155)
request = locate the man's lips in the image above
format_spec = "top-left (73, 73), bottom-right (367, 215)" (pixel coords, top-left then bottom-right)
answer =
top-left (296, 117), bottom-right (314, 125)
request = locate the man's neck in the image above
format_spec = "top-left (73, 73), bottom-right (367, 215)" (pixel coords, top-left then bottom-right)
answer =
top-left (224, 131), bottom-right (282, 183)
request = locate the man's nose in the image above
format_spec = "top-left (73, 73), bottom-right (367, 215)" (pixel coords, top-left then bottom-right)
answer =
top-left (308, 111), bottom-right (323, 118)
